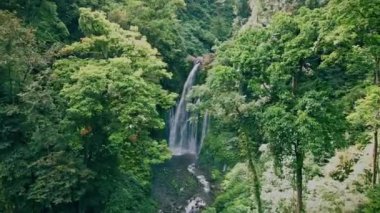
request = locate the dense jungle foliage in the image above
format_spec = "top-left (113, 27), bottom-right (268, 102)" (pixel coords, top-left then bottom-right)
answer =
top-left (0, 0), bottom-right (379, 212)
top-left (192, 0), bottom-right (380, 212)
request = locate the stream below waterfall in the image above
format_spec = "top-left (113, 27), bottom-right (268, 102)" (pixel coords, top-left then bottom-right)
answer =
top-left (152, 154), bottom-right (212, 213)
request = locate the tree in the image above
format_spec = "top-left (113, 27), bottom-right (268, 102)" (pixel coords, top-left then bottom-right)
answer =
top-left (260, 8), bottom-right (350, 212)
top-left (195, 6), bottom-right (348, 212)
top-left (0, 12), bottom-right (48, 211)
top-left (53, 8), bottom-right (175, 210)
top-left (0, 0), bottom-right (70, 44)
top-left (324, 0), bottom-right (380, 187)
top-left (0, 11), bottom-right (44, 104)
top-left (107, 0), bottom-right (189, 91)
top-left (0, 12), bottom-right (86, 212)
top-left (348, 86), bottom-right (380, 185)
top-left (0, 8), bottom-right (175, 212)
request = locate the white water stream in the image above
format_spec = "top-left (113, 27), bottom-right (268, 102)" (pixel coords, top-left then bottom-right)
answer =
top-left (185, 163), bottom-right (209, 213)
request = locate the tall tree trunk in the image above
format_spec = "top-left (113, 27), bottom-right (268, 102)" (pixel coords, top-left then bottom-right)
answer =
top-left (8, 64), bottom-right (14, 104)
top-left (240, 131), bottom-right (263, 213)
top-left (373, 58), bottom-right (379, 186)
top-left (292, 65), bottom-right (303, 212)
top-left (75, 200), bottom-right (84, 213)
top-left (292, 74), bottom-right (297, 95)
top-left (295, 142), bottom-right (303, 213)
top-left (374, 58), bottom-right (379, 85)
top-left (248, 157), bottom-right (263, 213)
top-left (373, 129), bottom-right (378, 186)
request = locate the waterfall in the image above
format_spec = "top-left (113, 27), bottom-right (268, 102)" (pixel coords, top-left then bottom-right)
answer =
top-left (169, 63), bottom-right (209, 156)
top-left (199, 111), bottom-right (209, 155)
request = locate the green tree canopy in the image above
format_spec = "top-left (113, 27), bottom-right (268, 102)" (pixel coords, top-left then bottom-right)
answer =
top-left (0, 8), bottom-right (175, 212)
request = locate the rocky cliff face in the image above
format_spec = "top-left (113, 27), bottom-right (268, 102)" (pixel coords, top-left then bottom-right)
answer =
top-left (244, 0), bottom-right (325, 28)
top-left (244, 0), bottom-right (302, 27)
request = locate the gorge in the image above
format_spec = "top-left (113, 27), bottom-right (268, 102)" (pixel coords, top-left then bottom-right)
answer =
top-left (0, 0), bottom-right (378, 212)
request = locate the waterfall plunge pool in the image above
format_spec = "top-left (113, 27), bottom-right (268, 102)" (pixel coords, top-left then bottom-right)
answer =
top-left (152, 154), bottom-right (213, 213)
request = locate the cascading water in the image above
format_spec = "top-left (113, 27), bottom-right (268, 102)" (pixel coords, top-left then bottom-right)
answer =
top-left (153, 61), bottom-right (211, 213)
top-left (199, 111), bottom-right (209, 155)
top-left (169, 62), bottom-right (209, 156)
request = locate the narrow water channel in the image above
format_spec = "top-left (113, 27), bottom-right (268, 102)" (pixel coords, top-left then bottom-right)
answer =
top-left (152, 154), bottom-right (212, 213)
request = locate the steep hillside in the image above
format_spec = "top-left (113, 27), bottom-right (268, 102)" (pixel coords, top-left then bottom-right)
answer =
top-left (244, 0), bottom-right (324, 27)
